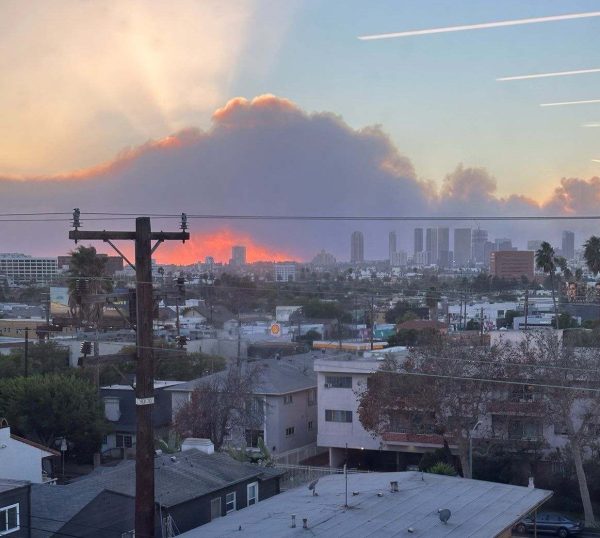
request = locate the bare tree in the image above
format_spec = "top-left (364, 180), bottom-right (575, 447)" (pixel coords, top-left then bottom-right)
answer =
top-left (506, 332), bottom-right (599, 526)
top-left (358, 341), bottom-right (500, 478)
top-left (173, 365), bottom-right (262, 451)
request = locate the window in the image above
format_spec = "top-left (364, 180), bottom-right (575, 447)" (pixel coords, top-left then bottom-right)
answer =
top-left (104, 397), bottom-right (121, 421)
top-left (308, 420), bottom-right (314, 431)
top-left (325, 409), bottom-right (353, 423)
top-left (0, 504), bottom-right (19, 535)
top-left (247, 482), bottom-right (258, 506)
top-left (116, 433), bottom-right (133, 448)
top-left (325, 376), bottom-right (352, 389)
top-left (508, 420), bottom-right (542, 440)
top-left (225, 492), bottom-right (236, 513)
top-left (283, 394), bottom-right (293, 405)
top-left (245, 429), bottom-right (264, 448)
top-left (285, 426), bottom-right (295, 436)
top-left (307, 389), bottom-right (317, 406)
top-left (554, 422), bottom-right (569, 436)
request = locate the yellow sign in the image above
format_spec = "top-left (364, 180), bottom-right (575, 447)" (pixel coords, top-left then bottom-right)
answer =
top-left (270, 323), bottom-right (281, 336)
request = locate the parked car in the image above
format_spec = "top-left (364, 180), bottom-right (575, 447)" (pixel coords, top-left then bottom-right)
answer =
top-left (514, 512), bottom-right (582, 537)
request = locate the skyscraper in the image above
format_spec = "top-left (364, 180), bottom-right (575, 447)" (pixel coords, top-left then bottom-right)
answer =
top-left (495, 238), bottom-right (513, 252)
top-left (231, 245), bottom-right (246, 266)
top-left (414, 228), bottom-right (423, 254)
top-left (425, 228), bottom-right (438, 265)
top-left (527, 240), bottom-right (543, 252)
top-left (388, 231), bottom-right (397, 264)
top-left (472, 229), bottom-right (488, 264)
top-left (351, 231), bottom-right (364, 263)
top-left (437, 227), bottom-right (450, 268)
top-left (562, 230), bottom-right (575, 260)
top-left (454, 228), bottom-right (471, 267)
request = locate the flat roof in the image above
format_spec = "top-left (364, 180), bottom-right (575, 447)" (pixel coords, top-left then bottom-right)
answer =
top-left (180, 471), bottom-right (551, 538)
top-left (100, 380), bottom-right (185, 391)
top-left (0, 479), bottom-right (30, 494)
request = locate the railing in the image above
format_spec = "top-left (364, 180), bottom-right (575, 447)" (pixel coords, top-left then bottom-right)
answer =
top-left (274, 463), bottom-right (372, 491)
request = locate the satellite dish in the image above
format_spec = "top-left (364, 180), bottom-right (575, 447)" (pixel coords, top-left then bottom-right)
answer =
top-left (439, 509), bottom-right (451, 524)
top-left (308, 478), bottom-right (319, 496)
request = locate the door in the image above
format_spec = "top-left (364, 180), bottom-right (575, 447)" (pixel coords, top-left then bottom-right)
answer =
top-left (210, 497), bottom-right (221, 520)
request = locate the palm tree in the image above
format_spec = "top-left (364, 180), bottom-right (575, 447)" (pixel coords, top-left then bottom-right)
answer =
top-left (67, 246), bottom-right (113, 325)
top-left (535, 242), bottom-right (559, 328)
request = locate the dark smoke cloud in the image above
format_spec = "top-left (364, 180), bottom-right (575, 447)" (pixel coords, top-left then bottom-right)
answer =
top-left (1, 94), bottom-right (599, 260)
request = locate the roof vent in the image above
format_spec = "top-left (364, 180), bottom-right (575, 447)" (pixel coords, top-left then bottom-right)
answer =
top-left (390, 481), bottom-right (399, 493)
top-left (438, 508), bottom-right (451, 524)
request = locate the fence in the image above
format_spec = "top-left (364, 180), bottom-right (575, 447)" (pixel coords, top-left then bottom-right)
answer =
top-left (273, 443), bottom-right (327, 465)
top-left (274, 463), bottom-right (372, 491)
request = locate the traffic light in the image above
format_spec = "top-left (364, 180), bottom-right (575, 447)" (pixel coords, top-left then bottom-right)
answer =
top-left (80, 341), bottom-right (92, 356)
top-left (176, 277), bottom-right (185, 298)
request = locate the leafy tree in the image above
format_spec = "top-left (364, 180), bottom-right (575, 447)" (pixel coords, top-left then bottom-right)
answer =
top-left (0, 374), bottom-right (108, 462)
top-left (385, 300), bottom-right (425, 324)
top-left (427, 462), bottom-right (457, 476)
top-left (535, 242), bottom-right (559, 328)
top-left (67, 246), bottom-right (113, 325)
top-left (0, 342), bottom-right (70, 379)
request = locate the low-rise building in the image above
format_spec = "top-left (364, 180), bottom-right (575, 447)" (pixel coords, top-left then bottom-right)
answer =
top-left (0, 479), bottom-right (31, 538)
top-left (31, 448), bottom-right (284, 537)
top-left (180, 471), bottom-right (552, 538)
top-left (0, 421), bottom-right (59, 484)
top-left (490, 250), bottom-right (534, 280)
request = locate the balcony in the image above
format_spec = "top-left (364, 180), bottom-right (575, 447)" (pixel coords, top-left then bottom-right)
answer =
top-left (381, 430), bottom-right (456, 449)
top-left (486, 400), bottom-right (544, 417)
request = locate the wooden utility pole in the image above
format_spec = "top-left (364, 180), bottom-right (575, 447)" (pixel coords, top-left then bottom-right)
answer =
top-left (69, 211), bottom-right (188, 538)
top-left (524, 288), bottom-right (529, 331)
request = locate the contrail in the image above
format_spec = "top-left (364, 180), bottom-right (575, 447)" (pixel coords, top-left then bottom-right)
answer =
top-left (358, 11), bottom-right (600, 40)
top-left (498, 68), bottom-right (600, 81)
top-left (593, 159), bottom-right (600, 164)
top-left (540, 99), bottom-right (600, 107)
top-left (583, 123), bottom-right (600, 127)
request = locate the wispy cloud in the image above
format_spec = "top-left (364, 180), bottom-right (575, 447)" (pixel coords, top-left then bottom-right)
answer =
top-left (583, 123), bottom-right (600, 128)
top-left (358, 11), bottom-right (600, 40)
top-left (497, 68), bottom-right (600, 82)
top-left (540, 99), bottom-right (600, 107)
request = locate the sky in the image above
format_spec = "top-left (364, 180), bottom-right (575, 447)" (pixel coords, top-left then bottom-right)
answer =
top-left (1, 0), bottom-right (600, 262)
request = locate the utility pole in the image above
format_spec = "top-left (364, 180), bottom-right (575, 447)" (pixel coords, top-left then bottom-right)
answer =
top-left (69, 210), bottom-right (189, 538)
top-left (369, 294), bottom-right (374, 351)
top-left (480, 307), bottom-right (484, 344)
top-left (24, 327), bottom-right (29, 377)
top-left (524, 288), bottom-right (529, 331)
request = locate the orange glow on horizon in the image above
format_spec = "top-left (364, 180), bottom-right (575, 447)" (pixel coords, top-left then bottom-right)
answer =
top-left (152, 229), bottom-right (296, 265)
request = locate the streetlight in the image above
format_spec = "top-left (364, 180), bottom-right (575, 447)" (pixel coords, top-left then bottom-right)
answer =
top-left (60, 437), bottom-right (67, 480)
top-left (469, 421), bottom-right (481, 479)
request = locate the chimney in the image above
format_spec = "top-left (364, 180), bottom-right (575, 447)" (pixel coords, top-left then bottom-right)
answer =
top-left (291, 515), bottom-right (296, 528)
top-left (390, 481), bottom-right (399, 493)
top-left (181, 438), bottom-right (214, 454)
top-left (303, 518), bottom-right (308, 529)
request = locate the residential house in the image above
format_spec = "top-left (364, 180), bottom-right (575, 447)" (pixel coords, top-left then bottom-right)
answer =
top-left (179, 471), bottom-right (552, 538)
top-left (0, 480), bottom-right (31, 538)
top-left (100, 380), bottom-right (185, 457)
top-left (30, 448), bottom-right (283, 537)
top-left (0, 421), bottom-right (59, 484)
top-left (167, 353), bottom-right (319, 463)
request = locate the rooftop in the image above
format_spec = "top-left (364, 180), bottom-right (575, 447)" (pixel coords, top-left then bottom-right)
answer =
top-left (100, 380), bottom-right (185, 391)
top-left (0, 478), bottom-right (30, 494)
top-left (181, 472), bottom-right (551, 538)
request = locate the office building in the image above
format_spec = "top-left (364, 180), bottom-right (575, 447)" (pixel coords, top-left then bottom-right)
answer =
top-left (0, 253), bottom-right (58, 284)
top-left (562, 231), bottom-right (575, 260)
top-left (311, 250), bottom-right (336, 266)
top-left (495, 238), bottom-right (513, 252)
top-left (391, 250), bottom-right (408, 267)
top-left (230, 245), bottom-right (246, 266)
top-left (490, 251), bottom-right (534, 280)
top-left (527, 240), bottom-right (543, 252)
top-left (472, 229), bottom-right (488, 264)
top-left (425, 228), bottom-right (438, 265)
top-left (274, 263), bottom-right (296, 282)
top-left (388, 231), bottom-right (397, 264)
top-left (437, 227), bottom-right (450, 268)
top-left (413, 228), bottom-right (423, 254)
top-left (454, 228), bottom-right (471, 267)
top-left (350, 231), bottom-right (364, 263)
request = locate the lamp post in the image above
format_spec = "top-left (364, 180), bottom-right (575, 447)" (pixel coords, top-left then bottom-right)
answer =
top-left (468, 421), bottom-right (481, 479)
top-left (60, 437), bottom-right (67, 480)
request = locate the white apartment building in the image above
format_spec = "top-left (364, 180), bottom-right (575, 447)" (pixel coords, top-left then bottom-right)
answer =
top-left (274, 263), bottom-right (296, 282)
top-left (0, 253), bottom-right (58, 284)
top-left (316, 348), bottom-right (572, 471)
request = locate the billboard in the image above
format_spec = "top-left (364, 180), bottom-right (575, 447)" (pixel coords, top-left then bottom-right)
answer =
top-left (50, 287), bottom-right (70, 315)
